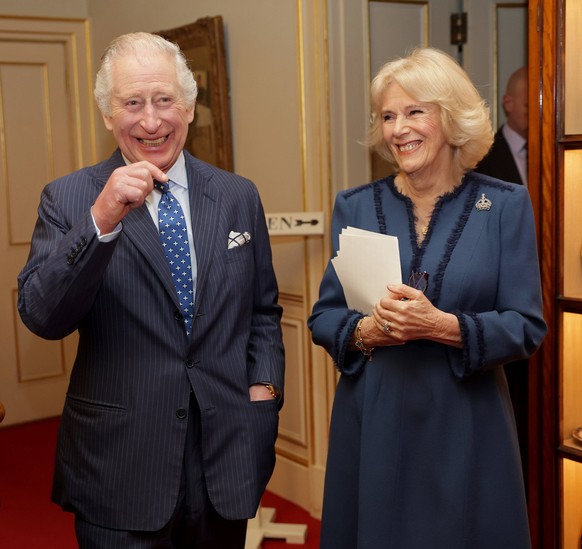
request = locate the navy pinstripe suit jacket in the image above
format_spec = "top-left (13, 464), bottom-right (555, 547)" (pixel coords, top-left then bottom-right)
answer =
top-left (17, 149), bottom-right (285, 530)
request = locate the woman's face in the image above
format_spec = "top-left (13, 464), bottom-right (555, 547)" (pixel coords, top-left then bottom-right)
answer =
top-left (380, 82), bottom-right (452, 179)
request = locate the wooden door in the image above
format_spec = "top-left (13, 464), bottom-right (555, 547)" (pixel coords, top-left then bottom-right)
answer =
top-left (0, 17), bottom-right (95, 427)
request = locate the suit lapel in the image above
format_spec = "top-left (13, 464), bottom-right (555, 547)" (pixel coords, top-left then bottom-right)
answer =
top-left (95, 150), bottom-right (223, 315)
top-left (96, 150), bottom-right (182, 309)
top-left (122, 207), bottom-right (180, 307)
top-left (185, 157), bottom-right (221, 315)
top-left (498, 133), bottom-right (523, 185)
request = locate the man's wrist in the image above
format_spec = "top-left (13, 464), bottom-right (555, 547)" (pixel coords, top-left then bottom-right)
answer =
top-left (91, 207), bottom-right (122, 241)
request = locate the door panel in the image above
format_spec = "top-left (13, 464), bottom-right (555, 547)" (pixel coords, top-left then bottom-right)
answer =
top-left (0, 18), bottom-right (94, 427)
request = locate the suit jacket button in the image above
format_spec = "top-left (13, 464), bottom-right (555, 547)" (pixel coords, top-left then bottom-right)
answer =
top-left (66, 257), bottom-right (74, 265)
top-left (174, 310), bottom-right (183, 321)
top-left (186, 359), bottom-right (194, 368)
top-left (176, 408), bottom-right (187, 419)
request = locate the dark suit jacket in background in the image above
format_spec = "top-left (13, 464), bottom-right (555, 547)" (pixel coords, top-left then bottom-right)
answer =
top-left (474, 125), bottom-right (530, 489)
top-left (474, 126), bottom-right (524, 185)
top-left (17, 149), bottom-right (285, 531)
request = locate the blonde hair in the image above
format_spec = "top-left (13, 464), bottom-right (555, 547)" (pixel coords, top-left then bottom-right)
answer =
top-left (94, 32), bottom-right (198, 116)
top-left (367, 48), bottom-right (493, 177)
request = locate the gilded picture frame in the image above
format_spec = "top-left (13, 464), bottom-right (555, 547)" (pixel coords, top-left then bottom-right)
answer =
top-left (158, 16), bottom-right (234, 172)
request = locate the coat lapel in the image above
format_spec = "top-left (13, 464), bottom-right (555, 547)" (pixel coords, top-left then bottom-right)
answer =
top-left (94, 150), bottom-right (222, 316)
top-left (184, 155), bottom-right (221, 316)
top-left (96, 150), bottom-right (182, 310)
top-left (123, 207), bottom-right (179, 307)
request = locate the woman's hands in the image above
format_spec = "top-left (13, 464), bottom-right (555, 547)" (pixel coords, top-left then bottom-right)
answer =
top-left (357, 284), bottom-right (462, 349)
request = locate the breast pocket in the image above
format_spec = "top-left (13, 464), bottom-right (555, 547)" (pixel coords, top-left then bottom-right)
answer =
top-left (225, 243), bottom-right (253, 264)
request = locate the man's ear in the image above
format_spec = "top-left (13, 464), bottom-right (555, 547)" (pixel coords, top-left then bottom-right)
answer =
top-left (502, 93), bottom-right (513, 114)
top-left (187, 101), bottom-right (196, 124)
top-left (102, 112), bottom-right (114, 131)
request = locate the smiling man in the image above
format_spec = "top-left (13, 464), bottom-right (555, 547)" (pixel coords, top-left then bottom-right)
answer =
top-left (17, 32), bottom-right (284, 548)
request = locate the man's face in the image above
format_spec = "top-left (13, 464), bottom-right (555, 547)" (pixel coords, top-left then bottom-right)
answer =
top-left (102, 53), bottom-right (195, 173)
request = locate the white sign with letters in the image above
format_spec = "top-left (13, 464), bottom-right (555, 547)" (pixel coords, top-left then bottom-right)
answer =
top-left (265, 212), bottom-right (325, 235)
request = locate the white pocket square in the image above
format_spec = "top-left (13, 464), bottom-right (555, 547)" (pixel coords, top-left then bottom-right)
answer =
top-left (228, 231), bottom-right (251, 249)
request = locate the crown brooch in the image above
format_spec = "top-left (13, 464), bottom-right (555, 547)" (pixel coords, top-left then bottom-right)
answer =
top-left (475, 193), bottom-right (492, 211)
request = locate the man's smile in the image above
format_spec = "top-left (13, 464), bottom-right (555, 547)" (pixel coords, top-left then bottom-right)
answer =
top-left (138, 135), bottom-right (169, 147)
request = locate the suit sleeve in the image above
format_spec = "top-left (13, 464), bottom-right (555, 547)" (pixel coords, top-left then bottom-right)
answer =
top-left (246, 190), bottom-right (286, 402)
top-left (447, 187), bottom-right (547, 378)
top-left (17, 181), bottom-right (117, 339)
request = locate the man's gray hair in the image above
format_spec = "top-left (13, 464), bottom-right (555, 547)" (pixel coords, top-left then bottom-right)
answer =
top-left (94, 32), bottom-right (198, 115)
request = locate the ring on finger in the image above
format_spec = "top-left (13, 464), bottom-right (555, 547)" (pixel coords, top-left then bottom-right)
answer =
top-left (382, 320), bottom-right (392, 334)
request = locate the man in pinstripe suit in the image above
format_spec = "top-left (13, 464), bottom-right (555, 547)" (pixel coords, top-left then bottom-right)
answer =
top-left (17, 32), bottom-right (285, 548)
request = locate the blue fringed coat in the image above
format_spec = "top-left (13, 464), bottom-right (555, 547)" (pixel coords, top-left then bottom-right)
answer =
top-left (308, 172), bottom-right (547, 549)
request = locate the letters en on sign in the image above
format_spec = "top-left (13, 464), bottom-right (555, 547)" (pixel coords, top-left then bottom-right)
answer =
top-left (265, 212), bottom-right (325, 236)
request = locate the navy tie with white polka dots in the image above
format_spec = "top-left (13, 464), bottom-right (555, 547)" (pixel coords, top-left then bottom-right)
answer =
top-left (154, 180), bottom-right (194, 335)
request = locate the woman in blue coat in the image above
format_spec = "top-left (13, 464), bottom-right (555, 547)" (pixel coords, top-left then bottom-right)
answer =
top-left (308, 48), bottom-right (547, 549)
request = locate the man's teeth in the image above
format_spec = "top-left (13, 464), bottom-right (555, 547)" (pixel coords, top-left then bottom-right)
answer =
top-left (140, 137), bottom-right (167, 146)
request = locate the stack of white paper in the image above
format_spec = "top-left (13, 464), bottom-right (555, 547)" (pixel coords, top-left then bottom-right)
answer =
top-left (331, 226), bottom-right (402, 314)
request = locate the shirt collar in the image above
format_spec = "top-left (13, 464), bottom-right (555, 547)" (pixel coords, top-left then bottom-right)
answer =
top-left (165, 153), bottom-right (188, 190)
top-left (501, 123), bottom-right (526, 155)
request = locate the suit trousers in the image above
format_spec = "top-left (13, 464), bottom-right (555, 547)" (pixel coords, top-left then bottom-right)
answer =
top-left (74, 392), bottom-right (248, 548)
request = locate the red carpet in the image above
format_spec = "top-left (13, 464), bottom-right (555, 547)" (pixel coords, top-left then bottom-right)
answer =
top-left (0, 417), bottom-right (320, 548)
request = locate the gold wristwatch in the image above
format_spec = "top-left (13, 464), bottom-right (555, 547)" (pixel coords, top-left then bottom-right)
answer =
top-left (262, 383), bottom-right (281, 400)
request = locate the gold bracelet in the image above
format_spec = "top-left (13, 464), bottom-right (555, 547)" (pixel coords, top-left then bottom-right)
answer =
top-left (354, 317), bottom-right (374, 360)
